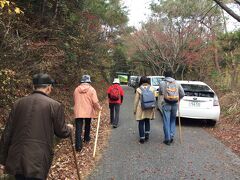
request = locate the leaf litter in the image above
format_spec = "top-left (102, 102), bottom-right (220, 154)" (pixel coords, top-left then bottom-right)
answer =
top-left (48, 101), bottom-right (111, 179)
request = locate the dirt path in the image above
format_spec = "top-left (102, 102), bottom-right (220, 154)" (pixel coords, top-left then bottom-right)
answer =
top-left (87, 86), bottom-right (240, 180)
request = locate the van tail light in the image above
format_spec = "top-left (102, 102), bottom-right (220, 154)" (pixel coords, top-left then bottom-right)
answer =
top-left (213, 96), bottom-right (219, 106)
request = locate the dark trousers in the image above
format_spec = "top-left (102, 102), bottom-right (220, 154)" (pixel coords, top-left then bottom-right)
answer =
top-left (109, 103), bottom-right (120, 126)
top-left (75, 118), bottom-right (91, 149)
top-left (138, 118), bottom-right (150, 139)
top-left (15, 174), bottom-right (42, 180)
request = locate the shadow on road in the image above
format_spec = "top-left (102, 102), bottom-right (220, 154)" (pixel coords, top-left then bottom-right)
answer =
top-left (156, 109), bottom-right (213, 128)
top-left (176, 118), bottom-right (214, 128)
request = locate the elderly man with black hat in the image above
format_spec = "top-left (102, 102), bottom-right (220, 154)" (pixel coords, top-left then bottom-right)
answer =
top-left (0, 73), bottom-right (73, 180)
top-left (73, 75), bottom-right (102, 152)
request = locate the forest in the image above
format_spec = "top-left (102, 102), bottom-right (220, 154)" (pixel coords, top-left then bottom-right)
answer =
top-left (0, 0), bottom-right (239, 179)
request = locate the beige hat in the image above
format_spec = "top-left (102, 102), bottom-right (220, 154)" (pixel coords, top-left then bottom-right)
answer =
top-left (112, 78), bottom-right (120, 84)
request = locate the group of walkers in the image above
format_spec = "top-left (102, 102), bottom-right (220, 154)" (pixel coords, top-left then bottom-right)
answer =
top-left (134, 71), bottom-right (184, 145)
top-left (0, 71), bottom-right (184, 180)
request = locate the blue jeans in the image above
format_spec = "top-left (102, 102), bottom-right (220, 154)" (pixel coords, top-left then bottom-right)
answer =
top-left (162, 103), bottom-right (177, 141)
top-left (109, 103), bottom-right (120, 126)
top-left (75, 118), bottom-right (91, 150)
top-left (138, 118), bottom-right (150, 139)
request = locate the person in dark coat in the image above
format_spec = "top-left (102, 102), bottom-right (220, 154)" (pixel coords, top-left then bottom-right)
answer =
top-left (0, 73), bottom-right (73, 180)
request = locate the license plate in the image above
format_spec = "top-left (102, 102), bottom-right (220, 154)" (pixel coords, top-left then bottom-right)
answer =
top-left (189, 101), bottom-right (200, 107)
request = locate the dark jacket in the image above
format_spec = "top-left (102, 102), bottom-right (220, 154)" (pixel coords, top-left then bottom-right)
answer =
top-left (0, 91), bottom-right (71, 179)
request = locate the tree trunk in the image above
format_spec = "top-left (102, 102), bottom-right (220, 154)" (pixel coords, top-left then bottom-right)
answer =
top-left (42, 0), bottom-right (47, 18)
top-left (209, 17), bottom-right (221, 74)
top-left (53, 0), bottom-right (60, 21)
top-left (181, 65), bottom-right (186, 80)
top-left (221, 9), bottom-right (228, 34)
top-left (230, 52), bottom-right (237, 89)
top-left (214, 42), bottom-right (221, 73)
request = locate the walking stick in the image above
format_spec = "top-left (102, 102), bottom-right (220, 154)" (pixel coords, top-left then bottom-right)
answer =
top-left (178, 99), bottom-right (183, 144)
top-left (70, 133), bottom-right (81, 180)
top-left (93, 110), bottom-right (102, 158)
top-left (66, 111), bottom-right (81, 180)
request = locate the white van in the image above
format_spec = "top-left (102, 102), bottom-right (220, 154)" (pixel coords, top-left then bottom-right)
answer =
top-left (147, 76), bottom-right (165, 98)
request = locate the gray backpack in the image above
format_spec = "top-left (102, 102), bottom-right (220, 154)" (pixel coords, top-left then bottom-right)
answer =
top-left (140, 86), bottom-right (156, 109)
top-left (164, 81), bottom-right (179, 103)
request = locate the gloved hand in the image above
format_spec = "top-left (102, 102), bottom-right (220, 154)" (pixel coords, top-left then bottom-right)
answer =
top-left (67, 124), bottom-right (74, 132)
top-left (0, 164), bottom-right (5, 175)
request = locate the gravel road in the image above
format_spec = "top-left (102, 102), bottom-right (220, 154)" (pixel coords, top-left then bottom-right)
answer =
top-left (88, 86), bottom-right (240, 180)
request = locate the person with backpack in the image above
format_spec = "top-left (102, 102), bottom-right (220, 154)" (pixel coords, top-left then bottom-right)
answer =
top-left (107, 78), bottom-right (124, 128)
top-left (73, 75), bottom-right (101, 152)
top-left (159, 70), bottom-right (185, 145)
top-left (0, 73), bottom-right (73, 180)
top-left (134, 76), bottom-right (156, 144)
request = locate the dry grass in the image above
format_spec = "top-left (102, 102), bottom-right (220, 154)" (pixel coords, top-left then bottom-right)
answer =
top-left (206, 91), bottom-right (240, 156)
top-left (220, 91), bottom-right (240, 123)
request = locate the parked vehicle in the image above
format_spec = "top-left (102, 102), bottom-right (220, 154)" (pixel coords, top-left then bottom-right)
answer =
top-left (128, 76), bottom-right (138, 87)
top-left (133, 76), bottom-right (141, 92)
top-left (157, 80), bottom-right (220, 126)
top-left (147, 76), bottom-right (165, 98)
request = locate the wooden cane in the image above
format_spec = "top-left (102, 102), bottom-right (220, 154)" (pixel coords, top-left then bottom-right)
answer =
top-left (178, 99), bottom-right (183, 144)
top-left (93, 110), bottom-right (102, 158)
top-left (66, 112), bottom-right (81, 180)
top-left (70, 133), bottom-right (81, 180)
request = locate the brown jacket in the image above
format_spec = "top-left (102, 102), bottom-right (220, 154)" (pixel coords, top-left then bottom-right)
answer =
top-left (134, 84), bottom-right (156, 121)
top-left (0, 91), bottom-right (71, 179)
top-left (74, 83), bottom-right (101, 118)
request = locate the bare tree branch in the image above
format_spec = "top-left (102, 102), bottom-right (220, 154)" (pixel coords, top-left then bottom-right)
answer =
top-left (234, 0), bottom-right (240, 6)
top-left (213, 0), bottom-right (240, 22)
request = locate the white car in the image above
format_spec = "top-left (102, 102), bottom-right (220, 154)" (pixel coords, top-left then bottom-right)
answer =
top-left (157, 80), bottom-right (220, 126)
top-left (147, 76), bottom-right (165, 98)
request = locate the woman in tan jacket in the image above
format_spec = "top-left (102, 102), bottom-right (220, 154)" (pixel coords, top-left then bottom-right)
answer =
top-left (134, 76), bottom-right (155, 144)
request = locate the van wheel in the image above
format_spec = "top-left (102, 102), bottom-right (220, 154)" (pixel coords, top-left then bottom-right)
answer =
top-left (207, 120), bottom-right (216, 126)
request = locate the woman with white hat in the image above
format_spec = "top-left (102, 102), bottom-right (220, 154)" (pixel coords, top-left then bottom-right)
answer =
top-left (107, 78), bottom-right (124, 128)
